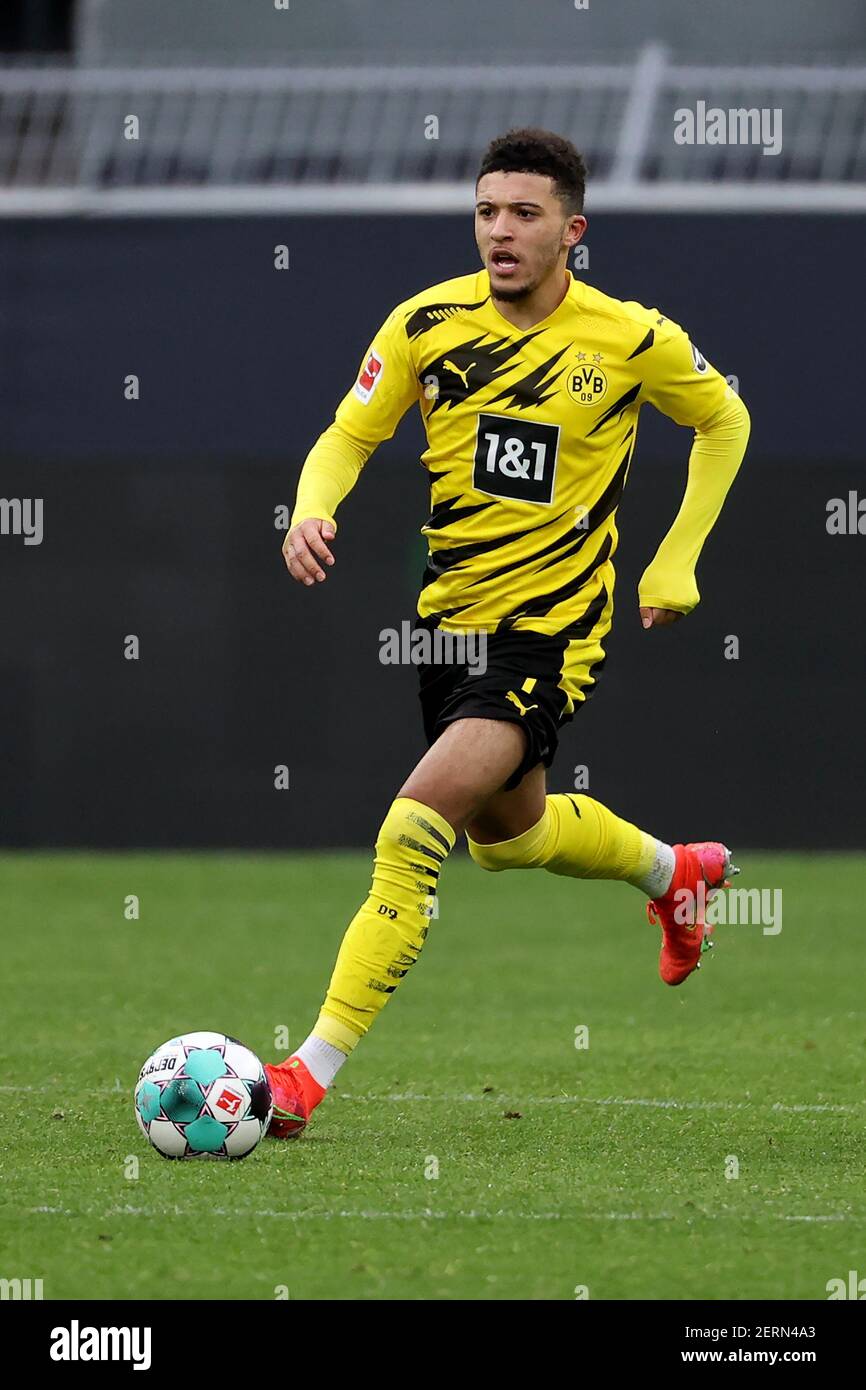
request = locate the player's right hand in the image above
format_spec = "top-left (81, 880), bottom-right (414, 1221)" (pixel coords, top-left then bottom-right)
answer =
top-left (282, 518), bottom-right (336, 586)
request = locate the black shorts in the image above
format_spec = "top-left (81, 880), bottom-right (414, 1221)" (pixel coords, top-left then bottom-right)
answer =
top-left (416, 623), bottom-right (608, 792)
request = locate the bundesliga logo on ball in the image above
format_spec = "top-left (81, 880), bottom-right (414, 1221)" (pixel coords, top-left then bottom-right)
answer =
top-left (134, 1031), bottom-right (273, 1159)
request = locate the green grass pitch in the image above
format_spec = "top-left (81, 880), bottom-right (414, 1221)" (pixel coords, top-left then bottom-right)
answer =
top-left (1, 850), bottom-right (863, 1301)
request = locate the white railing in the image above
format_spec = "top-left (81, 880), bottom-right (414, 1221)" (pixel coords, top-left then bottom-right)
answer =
top-left (1, 47), bottom-right (865, 215)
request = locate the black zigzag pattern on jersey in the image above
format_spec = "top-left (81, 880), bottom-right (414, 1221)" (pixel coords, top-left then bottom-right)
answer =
top-left (586, 382), bottom-right (642, 437)
top-left (416, 603), bottom-right (472, 627)
top-left (554, 581), bottom-right (611, 641)
top-left (420, 508), bottom-right (573, 590)
top-left (457, 517), bottom-right (588, 592)
top-left (485, 346), bottom-right (572, 411)
top-left (421, 462), bottom-right (492, 535)
top-left (495, 536), bottom-right (613, 633)
top-left (404, 299), bottom-right (489, 340)
top-left (533, 436), bottom-right (633, 570)
top-left (536, 528), bottom-right (614, 585)
top-left (423, 332), bottom-right (542, 412)
top-left (423, 496), bottom-right (491, 532)
top-left (627, 327), bottom-right (655, 360)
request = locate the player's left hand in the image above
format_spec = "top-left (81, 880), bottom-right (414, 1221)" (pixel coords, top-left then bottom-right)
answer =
top-left (639, 606), bottom-right (683, 629)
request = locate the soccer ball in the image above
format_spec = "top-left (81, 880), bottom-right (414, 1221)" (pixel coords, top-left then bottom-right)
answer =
top-left (134, 1031), bottom-right (273, 1160)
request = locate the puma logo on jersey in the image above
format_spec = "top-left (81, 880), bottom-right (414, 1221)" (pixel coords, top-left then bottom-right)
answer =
top-left (443, 359), bottom-right (475, 390)
top-left (505, 690), bottom-right (539, 717)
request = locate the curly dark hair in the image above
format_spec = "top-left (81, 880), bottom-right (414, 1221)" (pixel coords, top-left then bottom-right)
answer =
top-left (476, 127), bottom-right (587, 216)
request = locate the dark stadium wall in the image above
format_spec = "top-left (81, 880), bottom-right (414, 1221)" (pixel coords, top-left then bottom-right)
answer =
top-left (1, 213), bottom-right (864, 849)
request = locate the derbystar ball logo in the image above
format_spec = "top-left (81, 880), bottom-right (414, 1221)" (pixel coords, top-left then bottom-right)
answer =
top-left (354, 349), bottom-right (384, 404)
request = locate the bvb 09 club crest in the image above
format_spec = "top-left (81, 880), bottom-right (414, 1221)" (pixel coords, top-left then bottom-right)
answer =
top-left (567, 361), bottom-right (608, 406)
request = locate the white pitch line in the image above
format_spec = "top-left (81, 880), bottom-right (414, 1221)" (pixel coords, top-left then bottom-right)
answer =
top-left (336, 1092), bottom-right (861, 1116)
top-left (2, 1085), bottom-right (860, 1115)
top-left (26, 1204), bottom-right (865, 1224)
top-left (0, 1085), bottom-right (127, 1095)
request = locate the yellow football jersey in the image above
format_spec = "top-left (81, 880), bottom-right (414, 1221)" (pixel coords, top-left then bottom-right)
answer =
top-left (292, 268), bottom-right (742, 635)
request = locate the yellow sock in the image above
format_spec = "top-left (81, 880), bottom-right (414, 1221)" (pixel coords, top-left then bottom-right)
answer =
top-left (466, 793), bottom-right (659, 885)
top-left (314, 797), bottom-right (456, 1051)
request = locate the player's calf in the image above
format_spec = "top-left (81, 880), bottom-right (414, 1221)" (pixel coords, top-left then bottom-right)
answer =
top-left (266, 795), bottom-right (457, 1139)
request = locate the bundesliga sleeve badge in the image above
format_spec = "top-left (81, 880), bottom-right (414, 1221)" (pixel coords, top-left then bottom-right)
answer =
top-left (354, 348), bottom-right (384, 403)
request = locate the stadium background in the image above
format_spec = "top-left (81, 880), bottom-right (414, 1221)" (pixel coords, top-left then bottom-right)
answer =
top-left (1, 0), bottom-right (865, 853)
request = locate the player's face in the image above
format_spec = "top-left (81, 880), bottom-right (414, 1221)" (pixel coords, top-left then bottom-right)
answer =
top-left (474, 171), bottom-right (584, 303)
